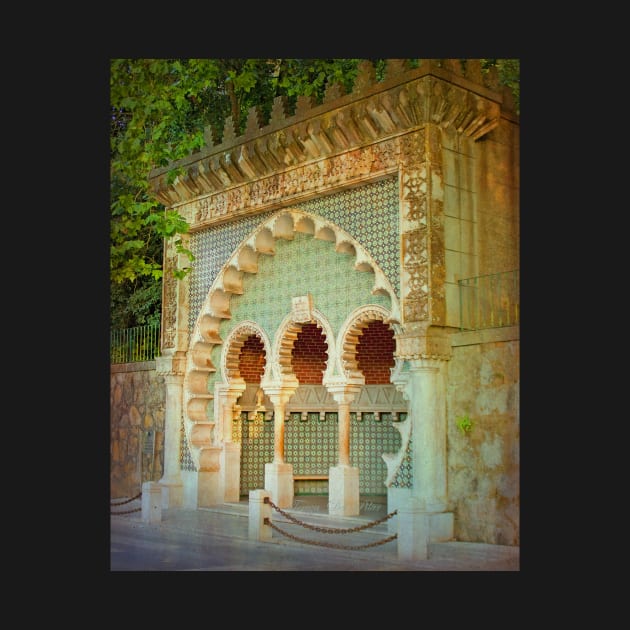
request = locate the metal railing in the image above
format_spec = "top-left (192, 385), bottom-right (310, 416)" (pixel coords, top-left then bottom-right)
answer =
top-left (110, 324), bottom-right (161, 364)
top-left (458, 270), bottom-right (519, 331)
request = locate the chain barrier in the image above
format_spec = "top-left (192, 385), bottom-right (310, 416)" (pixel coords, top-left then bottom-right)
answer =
top-left (265, 498), bottom-right (398, 551)
top-left (111, 492), bottom-right (142, 515)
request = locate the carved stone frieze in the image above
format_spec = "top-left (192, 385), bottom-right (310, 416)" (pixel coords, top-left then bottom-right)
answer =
top-left (162, 247), bottom-right (178, 350)
top-left (190, 140), bottom-right (399, 229)
top-left (395, 326), bottom-right (451, 361)
top-left (155, 352), bottom-right (187, 377)
top-left (149, 63), bottom-right (506, 211)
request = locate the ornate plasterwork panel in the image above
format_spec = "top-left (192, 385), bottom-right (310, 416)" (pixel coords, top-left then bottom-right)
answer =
top-left (399, 127), bottom-right (446, 326)
top-left (161, 245), bottom-right (179, 350)
top-left (188, 139), bottom-right (399, 229)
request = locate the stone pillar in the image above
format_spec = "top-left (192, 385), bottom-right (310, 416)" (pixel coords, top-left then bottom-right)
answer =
top-left (327, 384), bottom-right (361, 516)
top-left (155, 354), bottom-right (185, 508)
top-left (221, 442), bottom-right (241, 503)
top-left (394, 355), bottom-right (454, 560)
top-left (196, 446), bottom-right (222, 506)
top-left (406, 358), bottom-right (447, 512)
top-left (215, 380), bottom-right (246, 443)
top-left (141, 481), bottom-right (162, 524)
top-left (215, 380), bottom-right (246, 502)
top-left (263, 381), bottom-right (298, 508)
top-left (249, 489), bottom-right (273, 542)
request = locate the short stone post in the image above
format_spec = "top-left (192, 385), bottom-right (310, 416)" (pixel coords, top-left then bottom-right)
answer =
top-left (249, 489), bottom-right (272, 542)
top-left (141, 481), bottom-right (162, 524)
top-left (397, 498), bottom-right (429, 560)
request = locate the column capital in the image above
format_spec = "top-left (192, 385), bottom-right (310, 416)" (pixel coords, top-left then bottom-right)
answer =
top-left (392, 357), bottom-right (446, 400)
top-left (155, 351), bottom-right (187, 376)
top-left (262, 378), bottom-right (299, 407)
top-left (407, 357), bottom-right (446, 372)
top-left (325, 382), bottom-right (362, 406)
top-left (395, 325), bottom-right (452, 361)
top-left (214, 379), bottom-right (247, 400)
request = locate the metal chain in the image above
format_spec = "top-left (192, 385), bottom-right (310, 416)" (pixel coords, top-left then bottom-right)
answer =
top-left (265, 519), bottom-right (398, 550)
top-left (265, 499), bottom-right (399, 550)
top-left (111, 492), bottom-right (142, 515)
top-left (109, 493), bottom-right (400, 552)
top-left (111, 492), bottom-right (142, 506)
top-left (268, 498), bottom-right (397, 533)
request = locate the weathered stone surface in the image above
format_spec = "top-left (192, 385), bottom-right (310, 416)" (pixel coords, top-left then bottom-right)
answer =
top-left (110, 363), bottom-right (165, 499)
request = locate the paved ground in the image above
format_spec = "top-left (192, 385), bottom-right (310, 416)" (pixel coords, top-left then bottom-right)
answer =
top-left (110, 496), bottom-right (519, 572)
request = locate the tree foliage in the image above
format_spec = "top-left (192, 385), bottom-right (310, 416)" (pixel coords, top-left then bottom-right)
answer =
top-left (110, 58), bottom-right (519, 328)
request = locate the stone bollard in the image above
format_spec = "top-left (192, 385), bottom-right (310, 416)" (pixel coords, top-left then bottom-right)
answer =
top-left (249, 489), bottom-right (272, 542)
top-left (397, 498), bottom-right (429, 560)
top-left (141, 481), bottom-right (162, 524)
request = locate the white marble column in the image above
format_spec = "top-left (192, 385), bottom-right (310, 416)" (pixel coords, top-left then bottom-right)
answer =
top-left (215, 380), bottom-right (246, 503)
top-left (406, 358), bottom-right (447, 511)
top-left (327, 384), bottom-right (361, 516)
top-left (263, 381), bottom-right (297, 508)
top-left (395, 357), bottom-right (453, 560)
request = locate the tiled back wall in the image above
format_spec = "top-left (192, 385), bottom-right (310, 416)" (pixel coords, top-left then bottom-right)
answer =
top-left (189, 176), bottom-right (400, 331)
top-left (183, 177), bottom-right (403, 491)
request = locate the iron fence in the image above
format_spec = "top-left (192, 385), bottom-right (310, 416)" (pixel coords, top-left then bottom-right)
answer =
top-left (458, 270), bottom-right (519, 331)
top-left (110, 324), bottom-right (161, 363)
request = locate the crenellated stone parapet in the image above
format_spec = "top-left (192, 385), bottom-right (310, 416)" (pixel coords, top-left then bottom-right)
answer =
top-left (148, 59), bottom-right (510, 220)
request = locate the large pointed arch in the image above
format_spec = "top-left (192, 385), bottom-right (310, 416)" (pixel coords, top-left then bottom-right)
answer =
top-left (183, 208), bottom-right (402, 467)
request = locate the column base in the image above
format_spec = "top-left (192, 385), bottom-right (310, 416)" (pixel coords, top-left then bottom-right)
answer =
top-left (397, 498), bottom-right (454, 560)
top-left (328, 465), bottom-right (360, 516)
top-left (157, 479), bottom-right (183, 508)
top-left (264, 462), bottom-right (294, 508)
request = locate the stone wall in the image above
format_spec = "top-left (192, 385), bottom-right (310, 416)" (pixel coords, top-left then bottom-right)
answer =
top-left (110, 328), bottom-right (519, 545)
top-left (110, 362), bottom-right (165, 499)
top-left (447, 326), bottom-right (519, 545)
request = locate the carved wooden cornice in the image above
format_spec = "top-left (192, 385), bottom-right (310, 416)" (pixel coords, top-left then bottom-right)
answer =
top-left (148, 59), bottom-right (513, 209)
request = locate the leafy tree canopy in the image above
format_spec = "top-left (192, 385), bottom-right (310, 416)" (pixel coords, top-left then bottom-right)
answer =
top-left (110, 58), bottom-right (519, 328)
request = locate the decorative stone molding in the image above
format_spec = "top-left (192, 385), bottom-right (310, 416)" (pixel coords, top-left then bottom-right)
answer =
top-left (149, 60), bottom-right (506, 215)
top-left (395, 324), bottom-right (452, 361)
top-left (291, 294), bottom-right (314, 323)
top-left (177, 139), bottom-right (399, 229)
top-left (161, 246), bottom-right (179, 350)
top-left (155, 352), bottom-right (187, 376)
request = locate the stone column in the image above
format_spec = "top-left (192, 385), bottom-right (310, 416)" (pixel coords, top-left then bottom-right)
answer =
top-left (155, 235), bottom-right (189, 508)
top-left (263, 381), bottom-right (298, 508)
top-left (327, 384), bottom-right (361, 516)
top-left (406, 358), bottom-right (447, 511)
top-left (394, 356), bottom-right (453, 560)
top-left (215, 380), bottom-right (246, 503)
top-left (155, 353), bottom-right (185, 508)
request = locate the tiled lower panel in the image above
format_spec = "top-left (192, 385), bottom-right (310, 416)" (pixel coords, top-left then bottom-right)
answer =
top-left (237, 412), bottom-right (403, 496)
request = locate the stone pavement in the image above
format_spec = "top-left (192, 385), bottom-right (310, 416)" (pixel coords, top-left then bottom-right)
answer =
top-left (110, 496), bottom-right (519, 572)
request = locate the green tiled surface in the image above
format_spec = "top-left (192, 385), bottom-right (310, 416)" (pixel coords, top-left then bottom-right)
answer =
top-left (237, 413), bottom-right (403, 496)
top-left (182, 178), bottom-right (404, 489)
top-left (188, 176), bottom-right (399, 332)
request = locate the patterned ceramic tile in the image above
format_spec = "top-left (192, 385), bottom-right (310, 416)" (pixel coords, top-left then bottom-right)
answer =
top-left (183, 178), bottom-right (406, 489)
